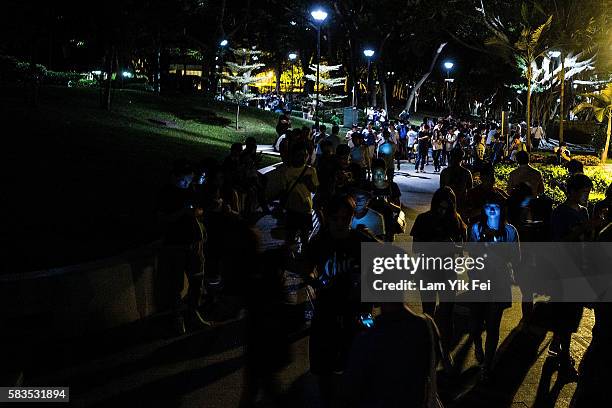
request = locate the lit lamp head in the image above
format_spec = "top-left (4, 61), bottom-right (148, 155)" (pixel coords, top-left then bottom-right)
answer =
top-left (311, 9), bottom-right (328, 23)
top-left (363, 49), bottom-right (375, 58)
top-left (444, 61), bottom-right (454, 70)
top-left (220, 39), bottom-right (228, 47)
top-left (288, 53), bottom-right (297, 61)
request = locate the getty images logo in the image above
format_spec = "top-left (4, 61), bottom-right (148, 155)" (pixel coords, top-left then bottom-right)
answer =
top-left (372, 253), bottom-right (487, 275)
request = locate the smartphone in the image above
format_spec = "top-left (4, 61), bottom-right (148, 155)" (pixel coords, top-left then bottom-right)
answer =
top-left (359, 313), bottom-right (374, 329)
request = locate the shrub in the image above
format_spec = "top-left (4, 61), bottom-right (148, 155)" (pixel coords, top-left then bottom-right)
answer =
top-left (44, 70), bottom-right (86, 86)
top-left (494, 163), bottom-right (612, 205)
top-left (0, 55), bottom-right (47, 83)
top-left (572, 154), bottom-right (601, 167)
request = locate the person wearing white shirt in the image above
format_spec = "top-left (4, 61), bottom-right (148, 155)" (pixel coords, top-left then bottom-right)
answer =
top-left (350, 190), bottom-right (386, 240)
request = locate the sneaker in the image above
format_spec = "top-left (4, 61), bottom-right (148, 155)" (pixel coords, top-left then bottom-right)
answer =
top-left (173, 314), bottom-right (186, 336)
top-left (548, 337), bottom-right (561, 357)
top-left (480, 366), bottom-right (491, 383)
top-left (186, 309), bottom-right (214, 331)
top-left (558, 359), bottom-right (579, 383)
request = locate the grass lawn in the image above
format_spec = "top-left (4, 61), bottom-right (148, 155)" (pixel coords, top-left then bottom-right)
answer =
top-left (2, 86), bottom-right (304, 273)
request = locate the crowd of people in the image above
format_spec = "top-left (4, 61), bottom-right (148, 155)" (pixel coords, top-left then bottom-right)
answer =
top-left (154, 110), bottom-right (612, 407)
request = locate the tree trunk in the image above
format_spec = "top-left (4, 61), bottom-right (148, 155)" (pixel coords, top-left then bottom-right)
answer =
top-left (274, 61), bottom-right (281, 94)
top-left (102, 46), bottom-right (115, 111)
top-left (29, 39), bottom-right (39, 108)
top-left (236, 103), bottom-right (240, 130)
top-left (603, 113), bottom-right (611, 164)
top-left (380, 70), bottom-right (388, 113)
top-left (559, 55), bottom-right (565, 143)
top-left (370, 64), bottom-right (377, 108)
top-left (526, 64), bottom-right (532, 152)
top-left (406, 43), bottom-right (447, 112)
top-left (156, 30), bottom-right (162, 95)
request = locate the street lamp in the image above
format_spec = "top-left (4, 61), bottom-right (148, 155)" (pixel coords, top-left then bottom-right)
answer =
top-left (217, 39), bottom-right (229, 97)
top-left (363, 49), bottom-right (375, 108)
top-left (311, 8), bottom-right (328, 127)
top-left (288, 52), bottom-right (298, 105)
top-left (443, 61), bottom-right (454, 113)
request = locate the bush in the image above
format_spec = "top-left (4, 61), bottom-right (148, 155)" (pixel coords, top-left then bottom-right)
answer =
top-left (44, 70), bottom-right (86, 86)
top-left (572, 154), bottom-right (601, 167)
top-left (0, 55), bottom-right (47, 83)
top-left (494, 163), bottom-right (612, 205)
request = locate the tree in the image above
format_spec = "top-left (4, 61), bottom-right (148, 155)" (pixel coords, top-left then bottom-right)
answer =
top-left (405, 43), bottom-right (447, 112)
top-left (223, 48), bottom-right (265, 130)
top-left (305, 63), bottom-right (346, 116)
top-left (484, 2), bottom-right (553, 151)
top-left (573, 83), bottom-right (612, 164)
top-left (543, 0), bottom-right (603, 142)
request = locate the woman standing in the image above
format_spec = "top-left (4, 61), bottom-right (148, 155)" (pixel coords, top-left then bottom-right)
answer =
top-left (432, 130), bottom-right (444, 172)
top-left (411, 187), bottom-right (467, 361)
top-left (468, 194), bottom-right (520, 381)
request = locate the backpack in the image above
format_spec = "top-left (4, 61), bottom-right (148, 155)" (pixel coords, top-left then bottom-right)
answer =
top-left (399, 125), bottom-right (408, 140)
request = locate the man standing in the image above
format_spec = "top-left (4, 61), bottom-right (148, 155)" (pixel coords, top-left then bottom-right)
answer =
top-left (415, 125), bottom-right (431, 173)
top-left (532, 123), bottom-right (544, 151)
top-left (507, 151), bottom-right (545, 197)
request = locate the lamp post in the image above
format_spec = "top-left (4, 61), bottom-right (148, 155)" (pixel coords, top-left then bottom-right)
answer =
top-left (443, 61), bottom-right (454, 113)
top-left (363, 49), bottom-right (375, 109)
top-left (217, 39), bottom-right (229, 98)
top-left (311, 8), bottom-right (328, 127)
top-left (289, 52), bottom-right (297, 107)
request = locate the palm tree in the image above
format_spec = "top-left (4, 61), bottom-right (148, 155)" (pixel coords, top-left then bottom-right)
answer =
top-left (483, 2), bottom-right (552, 151)
top-left (573, 83), bottom-right (612, 164)
top-left (545, 0), bottom-right (601, 143)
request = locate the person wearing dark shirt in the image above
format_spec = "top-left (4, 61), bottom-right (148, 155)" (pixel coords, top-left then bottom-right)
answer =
top-left (464, 164), bottom-right (508, 225)
top-left (549, 174), bottom-right (606, 378)
top-left (338, 303), bottom-right (444, 408)
top-left (411, 187), bottom-right (467, 363)
top-left (304, 195), bottom-right (379, 403)
top-left (440, 148), bottom-right (473, 214)
top-left (415, 125), bottom-right (431, 172)
top-left (572, 223), bottom-right (612, 406)
top-left (367, 159), bottom-right (403, 241)
top-left (275, 111), bottom-right (291, 138)
top-left (157, 161), bottom-right (209, 335)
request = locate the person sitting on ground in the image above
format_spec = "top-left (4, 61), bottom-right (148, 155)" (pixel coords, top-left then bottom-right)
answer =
top-left (349, 188), bottom-right (386, 240)
top-left (509, 133), bottom-right (526, 162)
top-left (507, 151), bottom-right (545, 197)
top-left (440, 148), bottom-right (473, 214)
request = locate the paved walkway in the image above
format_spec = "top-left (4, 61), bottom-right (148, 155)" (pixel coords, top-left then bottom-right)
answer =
top-left (18, 159), bottom-right (594, 408)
